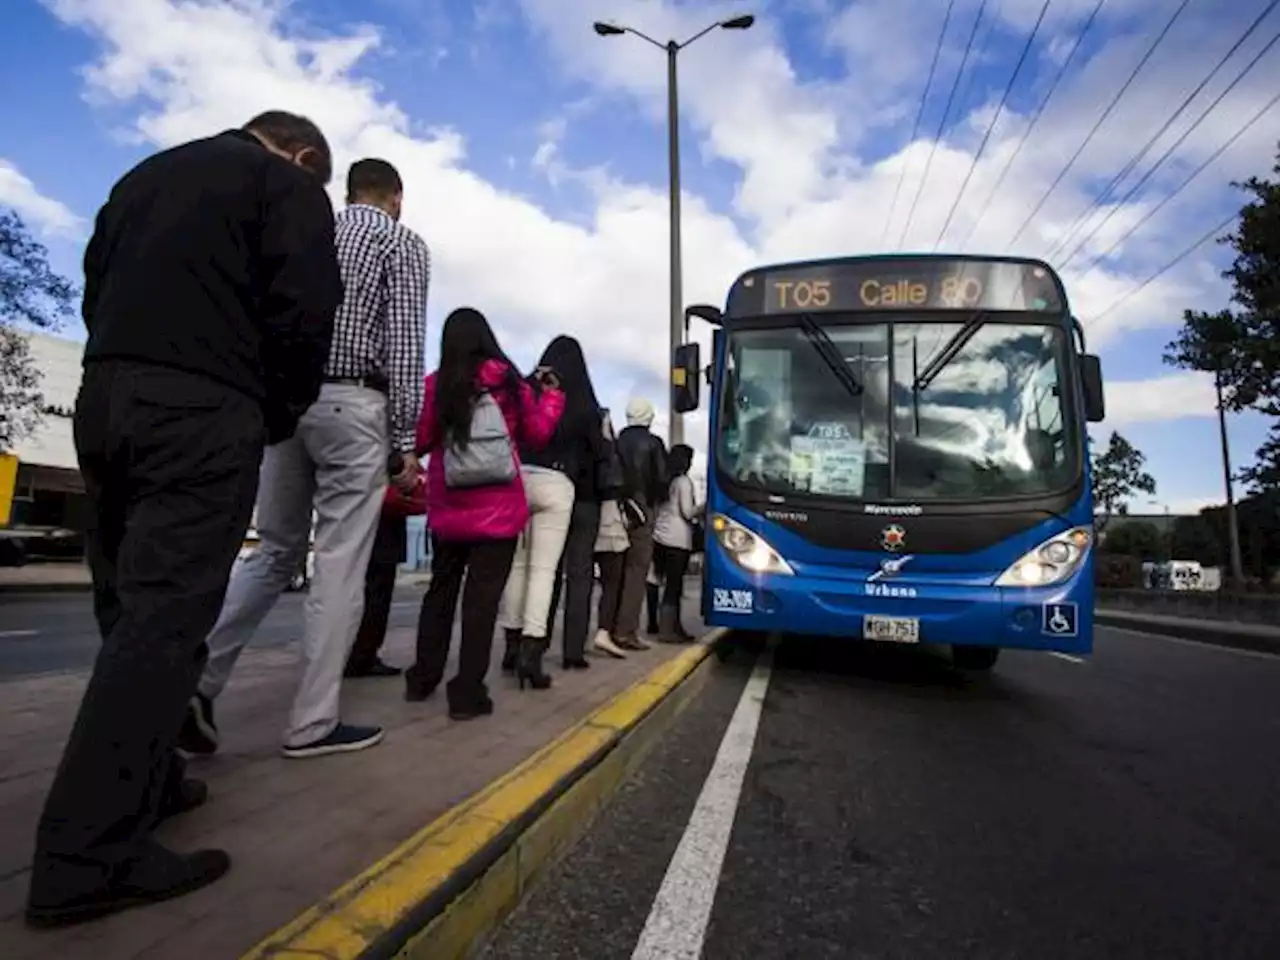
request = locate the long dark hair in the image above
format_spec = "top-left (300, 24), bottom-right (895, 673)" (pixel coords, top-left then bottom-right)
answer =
top-left (435, 307), bottom-right (518, 449)
top-left (663, 444), bottom-right (694, 501)
top-left (537, 336), bottom-right (599, 423)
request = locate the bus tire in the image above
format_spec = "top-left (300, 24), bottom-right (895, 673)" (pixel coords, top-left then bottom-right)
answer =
top-left (714, 630), bottom-right (768, 663)
top-left (952, 645), bottom-right (1000, 671)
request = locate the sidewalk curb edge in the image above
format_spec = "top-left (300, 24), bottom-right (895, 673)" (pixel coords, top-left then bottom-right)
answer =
top-left (1095, 611), bottom-right (1280, 656)
top-left (240, 627), bottom-right (728, 960)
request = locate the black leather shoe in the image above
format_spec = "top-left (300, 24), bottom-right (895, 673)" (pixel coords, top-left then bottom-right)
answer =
top-left (157, 778), bottom-right (208, 824)
top-left (25, 842), bottom-right (230, 929)
top-left (345, 659), bottom-right (402, 678)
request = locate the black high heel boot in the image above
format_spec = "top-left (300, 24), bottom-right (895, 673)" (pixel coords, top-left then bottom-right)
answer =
top-left (516, 636), bottom-right (553, 690)
top-left (645, 582), bottom-right (660, 635)
top-left (500, 628), bottom-right (521, 673)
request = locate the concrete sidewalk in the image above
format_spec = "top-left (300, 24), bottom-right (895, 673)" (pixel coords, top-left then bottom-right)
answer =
top-left (1096, 607), bottom-right (1280, 656)
top-left (0, 606), bottom-right (701, 959)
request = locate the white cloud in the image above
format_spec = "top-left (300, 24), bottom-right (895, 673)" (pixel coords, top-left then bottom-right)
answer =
top-left (1102, 370), bottom-right (1218, 428)
top-left (0, 159), bottom-right (87, 238)
top-left (33, 0), bottom-right (1279, 480)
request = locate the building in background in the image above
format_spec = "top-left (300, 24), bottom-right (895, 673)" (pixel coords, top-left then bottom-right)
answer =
top-left (2, 333), bottom-right (87, 546)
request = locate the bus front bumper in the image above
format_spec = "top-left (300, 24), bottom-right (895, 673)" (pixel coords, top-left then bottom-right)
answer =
top-left (703, 563), bottom-right (1093, 654)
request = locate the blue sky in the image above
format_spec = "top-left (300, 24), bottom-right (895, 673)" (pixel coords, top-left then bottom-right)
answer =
top-left (2, 0), bottom-right (1278, 508)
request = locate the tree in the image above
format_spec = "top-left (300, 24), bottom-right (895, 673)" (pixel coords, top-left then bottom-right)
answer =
top-left (1101, 520), bottom-right (1164, 560)
top-left (1091, 431), bottom-right (1156, 530)
top-left (0, 209), bottom-right (77, 451)
top-left (1170, 513), bottom-right (1221, 565)
top-left (1165, 145), bottom-right (1280, 492)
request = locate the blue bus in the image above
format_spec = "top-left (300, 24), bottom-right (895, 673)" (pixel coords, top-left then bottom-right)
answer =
top-left (671, 254), bottom-right (1106, 670)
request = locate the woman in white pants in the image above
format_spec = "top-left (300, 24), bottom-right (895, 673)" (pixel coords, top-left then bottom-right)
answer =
top-left (498, 337), bottom-right (603, 689)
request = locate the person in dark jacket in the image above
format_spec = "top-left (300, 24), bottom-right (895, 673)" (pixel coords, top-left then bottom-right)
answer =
top-left (612, 397), bottom-right (669, 650)
top-left (531, 338), bottom-right (610, 671)
top-left (497, 336), bottom-right (606, 685)
top-left (26, 111), bottom-right (342, 929)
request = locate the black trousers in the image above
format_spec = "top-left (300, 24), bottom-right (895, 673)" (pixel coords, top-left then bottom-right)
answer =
top-left (409, 536), bottom-right (516, 707)
top-left (31, 361), bottom-right (262, 906)
top-left (594, 551), bottom-right (626, 635)
top-left (545, 499), bottom-right (602, 661)
top-left (347, 513), bottom-right (407, 670)
top-left (653, 542), bottom-right (691, 608)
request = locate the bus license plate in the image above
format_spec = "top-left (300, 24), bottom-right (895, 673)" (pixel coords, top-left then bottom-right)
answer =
top-left (863, 616), bottom-right (920, 643)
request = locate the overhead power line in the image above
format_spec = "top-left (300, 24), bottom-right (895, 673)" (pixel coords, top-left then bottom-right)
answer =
top-left (1072, 87), bottom-right (1280, 283)
top-left (880, 0), bottom-right (958, 247)
top-left (896, 0), bottom-right (990, 251)
top-left (956, 0), bottom-right (1107, 253)
top-left (1058, 23), bottom-right (1280, 271)
top-left (1045, 0), bottom-right (1280, 265)
top-left (1005, 0), bottom-right (1195, 249)
top-left (1090, 207), bottom-right (1238, 324)
top-left (934, 0), bottom-right (1054, 251)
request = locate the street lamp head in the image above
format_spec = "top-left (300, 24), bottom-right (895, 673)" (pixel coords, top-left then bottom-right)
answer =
top-left (593, 21), bottom-right (626, 36)
top-left (720, 14), bottom-right (755, 30)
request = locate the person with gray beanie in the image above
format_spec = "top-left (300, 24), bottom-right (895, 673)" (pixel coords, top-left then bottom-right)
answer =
top-left (611, 397), bottom-right (669, 650)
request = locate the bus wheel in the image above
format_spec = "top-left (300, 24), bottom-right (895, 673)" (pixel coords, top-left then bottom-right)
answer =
top-left (952, 645), bottom-right (1000, 671)
top-left (714, 630), bottom-right (768, 663)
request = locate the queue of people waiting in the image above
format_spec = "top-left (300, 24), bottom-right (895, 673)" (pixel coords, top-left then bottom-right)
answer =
top-left (22, 108), bottom-right (704, 931)
top-left (177, 307), bottom-right (705, 737)
top-left (352, 310), bottom-right (704, 719)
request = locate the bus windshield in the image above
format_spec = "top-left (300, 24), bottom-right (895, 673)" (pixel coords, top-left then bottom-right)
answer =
top-left (716, 317), bottom-right (1079, 502)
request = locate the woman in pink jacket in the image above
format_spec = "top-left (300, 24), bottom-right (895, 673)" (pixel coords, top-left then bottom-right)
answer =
top-left (405, 308), bottom-right (565, 719)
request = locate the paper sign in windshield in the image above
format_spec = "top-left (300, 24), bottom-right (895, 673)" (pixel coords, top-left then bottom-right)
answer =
top-left (790, 434), bottom-right (866, 496)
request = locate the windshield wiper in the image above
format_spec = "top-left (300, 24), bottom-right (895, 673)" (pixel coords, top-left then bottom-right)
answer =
top-left (796, 312), bottom-right (863, 398)
top-left (912, 311), bottom-right (990, 393)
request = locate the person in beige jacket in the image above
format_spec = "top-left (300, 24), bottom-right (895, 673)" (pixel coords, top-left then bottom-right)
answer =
top-left (589, 411), bottom-right (632, 659)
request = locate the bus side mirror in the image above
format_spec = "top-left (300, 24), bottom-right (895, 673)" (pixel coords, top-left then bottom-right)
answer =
top-left (685, 303), bottom-right (723, 326)
top-left (1081, 354), bottom-right (1105, 423)
top-left (673, 342), bottom-right (701, 413)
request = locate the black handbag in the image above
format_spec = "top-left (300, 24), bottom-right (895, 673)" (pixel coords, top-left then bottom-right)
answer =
top-left (691, 516), bottom-right (706, 554)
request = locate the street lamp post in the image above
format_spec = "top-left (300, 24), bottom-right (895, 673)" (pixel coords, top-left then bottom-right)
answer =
top-left (1214, 370), bottom-right (1247, 585)
top-left (593, 14), bottom-right (755, 446)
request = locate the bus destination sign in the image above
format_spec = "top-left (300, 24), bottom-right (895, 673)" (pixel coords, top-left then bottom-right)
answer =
top-left (727, 257), bottom-right (1065, 317)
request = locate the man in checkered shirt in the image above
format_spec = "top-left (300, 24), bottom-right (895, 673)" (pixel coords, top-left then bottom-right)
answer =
top-left (179, 158), bottom-right (430, 761)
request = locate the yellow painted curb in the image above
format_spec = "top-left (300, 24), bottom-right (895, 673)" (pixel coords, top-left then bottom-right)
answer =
top-left (242, 631), bottom-right (724, 960)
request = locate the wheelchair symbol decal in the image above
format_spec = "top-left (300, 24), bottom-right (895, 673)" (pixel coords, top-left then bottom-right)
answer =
top-left (1042, 602), bottom-right (1078, 638)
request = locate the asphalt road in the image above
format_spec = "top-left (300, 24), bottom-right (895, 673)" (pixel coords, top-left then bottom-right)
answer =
top-left (483, 627), bottom-right (1280, 960)
top-left (0, 585), bottom-right (425, 680)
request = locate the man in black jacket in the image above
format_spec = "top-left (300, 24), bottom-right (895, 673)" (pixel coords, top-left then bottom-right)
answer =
top-left (25, 111), bottom-right (343, 929)
top-left (612, 396), bottom-right (669, 650)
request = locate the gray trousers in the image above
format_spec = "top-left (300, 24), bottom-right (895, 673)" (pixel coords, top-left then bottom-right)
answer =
top-left (615, 518), bottom-right (655, 640)
top-left (198, 384), bottom-right (389, 747)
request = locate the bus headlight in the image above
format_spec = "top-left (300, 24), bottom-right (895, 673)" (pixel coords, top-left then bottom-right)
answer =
top-left (711, 514), bottom-right (794, 576)
top-left (994, 526), bottom-right (1092, 587)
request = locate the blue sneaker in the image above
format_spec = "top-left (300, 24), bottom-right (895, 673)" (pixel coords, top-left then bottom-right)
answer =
top-left (280, 723), bottom-right (384, 759)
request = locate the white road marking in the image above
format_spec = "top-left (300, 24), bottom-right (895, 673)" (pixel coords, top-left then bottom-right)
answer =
top-left (1048, 651), bottom-right (1086, 664)
top-left (1106, 626), bottom-right (1280, 662)
top-left (632, 645), bottom-right (775, 960)
top-left (0, 629), bottom-right (39, 638)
